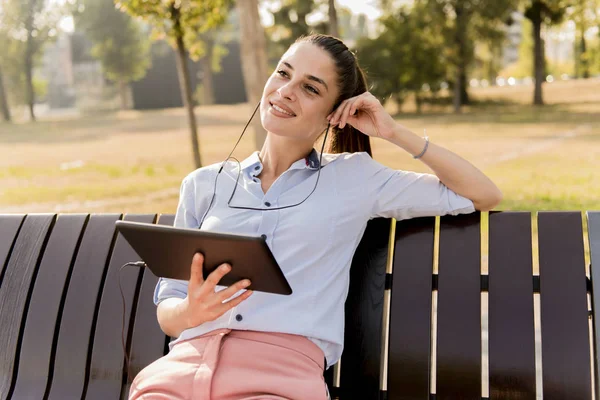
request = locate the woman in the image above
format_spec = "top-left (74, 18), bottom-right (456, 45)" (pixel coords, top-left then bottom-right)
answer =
top-left (130, 34), bottom-right (502, 400)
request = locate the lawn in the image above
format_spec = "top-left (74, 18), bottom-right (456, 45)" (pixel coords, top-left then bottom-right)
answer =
top-left (0, 78), bottom-right (599, 214)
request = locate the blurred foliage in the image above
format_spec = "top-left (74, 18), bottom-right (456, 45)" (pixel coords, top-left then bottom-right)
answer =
top-left (73, 0), bottom-right (151, 85)
top-left (116, 0), bottom-right (232, 61)
top-left (0, 0), bottom-right (64, 108)
top-left (356, 2), bottom-right (446, 112)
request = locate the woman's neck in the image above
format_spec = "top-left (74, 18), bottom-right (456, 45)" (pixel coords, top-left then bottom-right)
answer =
top-left (258, 135), bottom-right (313, 179)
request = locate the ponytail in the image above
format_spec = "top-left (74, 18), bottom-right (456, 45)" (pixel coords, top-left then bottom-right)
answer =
top-left (328, 64), bottom-right (372, 156)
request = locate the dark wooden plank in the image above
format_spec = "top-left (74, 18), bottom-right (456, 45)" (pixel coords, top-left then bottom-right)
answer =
top-left (436, 213), bottom-right (481, 399)
top-left (588, 212), bottom-right (600, 400)
top-left (86, 214), bottom-right (156, 400)
top-left (0, 214), bottom-right (25, 287)
top-left (538, 212), bottom-right (591, 400)
top-left (0, 214), bottom-right (55, 399)
top-left (387, 216), bottom-right (436, 400)
top-left (122, 214), bottom-right (174, 398)
top-left (340, 218), bottom-right (391, 399)
top-left (46, 214), bottom-right (121, 400)
top-left (11, 214), bottom-right (88, 400)
top-left (488, 212), bottom-right (536, 399)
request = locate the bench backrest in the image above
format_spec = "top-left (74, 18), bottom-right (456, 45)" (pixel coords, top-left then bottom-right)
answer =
top-left (0, 212), bottom-right (599, 400)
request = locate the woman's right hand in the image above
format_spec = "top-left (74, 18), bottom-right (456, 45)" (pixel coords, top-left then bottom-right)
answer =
top-left (179, 252), bottom-right (253, 329)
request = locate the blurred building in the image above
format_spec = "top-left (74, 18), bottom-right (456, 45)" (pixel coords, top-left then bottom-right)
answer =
top-left (37, 30), bottom-right (247, 111)
top-left (502, 12), bottom-right (523, 68)
top-left (39, 32), bottom-right (76, 108)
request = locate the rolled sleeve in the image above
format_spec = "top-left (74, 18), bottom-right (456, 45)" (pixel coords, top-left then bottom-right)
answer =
top-left (154, 176), bottom-right (198, 305)
top-left (360, 153), bottom-right (475, 220)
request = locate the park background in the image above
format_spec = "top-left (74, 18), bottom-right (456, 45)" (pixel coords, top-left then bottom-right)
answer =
top-left (0, 0), bottom-right (599, 215)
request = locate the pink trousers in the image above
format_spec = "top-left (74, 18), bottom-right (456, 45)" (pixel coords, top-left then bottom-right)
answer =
top-left (129, 329), bottom-right (329, 400)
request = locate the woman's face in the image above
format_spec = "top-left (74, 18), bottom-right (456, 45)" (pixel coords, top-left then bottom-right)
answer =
top-left (260, 42), bottom-right (340, 142)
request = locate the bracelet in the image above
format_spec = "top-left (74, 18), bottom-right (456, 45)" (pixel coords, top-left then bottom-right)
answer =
top-left (413, 135), bottom-right (429, 159)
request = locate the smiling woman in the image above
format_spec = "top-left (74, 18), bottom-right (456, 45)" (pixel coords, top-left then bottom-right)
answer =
top-left (128, 34), bottom-right (501, 400)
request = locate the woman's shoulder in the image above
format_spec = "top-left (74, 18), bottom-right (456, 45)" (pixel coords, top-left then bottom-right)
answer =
top-left (323, 151), bottom-right (373, 169)
top-left (180, 162), bottom-right (222, 185)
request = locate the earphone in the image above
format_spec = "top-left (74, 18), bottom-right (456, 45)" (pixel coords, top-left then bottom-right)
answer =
top-left (198, 101), bottom-right (331, 230)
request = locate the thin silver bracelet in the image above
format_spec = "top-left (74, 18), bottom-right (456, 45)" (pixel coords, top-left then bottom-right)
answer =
top-left (413, 131), bottom-right (429, 159)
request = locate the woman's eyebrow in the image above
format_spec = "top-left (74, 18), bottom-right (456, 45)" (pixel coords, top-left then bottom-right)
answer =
top-left (282, 61), bottom-right (329, 92)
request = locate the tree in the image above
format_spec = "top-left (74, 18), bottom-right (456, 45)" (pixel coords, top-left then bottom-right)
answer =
top-left (523, 0), bottom-right (568, 105)
top-left (265, 0), bottom-right (328, 64)
top-left (0, 65), bottom-right (10, 122)
top-left (568, 0), bottom-right (599, 79)
top-left (74, 0), bottom-right (151, 109)
top-left (424, 0), bottom-right (517, 113)
top-left (0, 22), bottom-right (12, 122)
top-left (0, 0), bottom-right (62, 121)
top-left (357, 3), bottom-right (447, 113)
top-left (328, 0), bottom-right (340, 37)
top-left (117, 0), bottom-right (232, 168)
top-left (235, 0), bottom-right (269, 148)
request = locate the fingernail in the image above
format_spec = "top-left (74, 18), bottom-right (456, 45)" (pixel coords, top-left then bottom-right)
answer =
top-left (221, 264), bottom-right (230, 272)
top-left (243, 280), bottom-right (251, 287)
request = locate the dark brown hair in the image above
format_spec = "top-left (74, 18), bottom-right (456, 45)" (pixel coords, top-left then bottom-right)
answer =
top-left (295, 34), bottom-right (372, 157)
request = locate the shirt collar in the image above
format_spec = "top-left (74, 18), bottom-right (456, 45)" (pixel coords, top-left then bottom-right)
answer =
top-left (240, 149), bottom-right (323, 176)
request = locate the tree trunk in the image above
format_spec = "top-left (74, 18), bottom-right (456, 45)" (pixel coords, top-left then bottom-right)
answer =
top-left (24, 0), bottom-right (36, 122)
top-left (173, 22), bottom-right (202, 168)
top-left (460, 67), bottom-right (470, 105)
top-left (328, 0), bottom-right (340, 38)
top-left (580, 32), bottom-right (588, 79)
top-left (118, 80), bottom-right (130, 109)
top-left (236, 0), bottom-right (269, 149)
top-left (200, 38), bottom-right (215, 105)
top-left (453, 4), bottom-right (468, 113)
top-left (0, 66), bottom-right (11, 122)
top-left (532, 5), bottom-right (544, 105)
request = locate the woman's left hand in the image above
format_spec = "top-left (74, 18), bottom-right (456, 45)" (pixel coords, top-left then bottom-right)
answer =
top-left (327, 92), bottom-right (398, 140)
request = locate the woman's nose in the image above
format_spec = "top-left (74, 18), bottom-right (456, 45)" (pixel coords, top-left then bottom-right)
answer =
top-left (277, 83), bottom-right (296, 101)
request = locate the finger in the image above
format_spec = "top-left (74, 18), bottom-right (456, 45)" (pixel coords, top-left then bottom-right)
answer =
top-left (189, 253), bottom-right (205, 288)
top-left (201, 262), bottom-right (231, 294)
top-left (331, 99), bottom-right (349, 125)
top-left (332, 100), bottom-right (351, 126)
top-left (214, 278), bottom-right (252, 303)
top-left (216, 290), bottom-right (254, 314)
top-left (339, 98), bottom-right (360, 129)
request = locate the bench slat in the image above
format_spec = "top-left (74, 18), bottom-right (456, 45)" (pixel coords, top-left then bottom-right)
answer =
top-left (538, 212), bottom-right (591, 399)
top-left (11, 214), bottom-right (87, 399)
top-left (488, 212), bottom-right (536, 399)
top-left (46, 214), bottom-right (121, 400)
top-left (0, 214), bottom-right (25, 284)
top-left (387, 216), bottom-right (435, 399)
top-left (588, 212), bottom-right (600, 400)
top-left (0, 214), bottom-right (54, 399)
top-left (122, 214), bottom-right (175, 398)
top-left (436, 213), bottom-right (481, 399)
top-left (86, 214), bottom-right (156, 400)
top-left (340, 218), bottom-right (391, 399)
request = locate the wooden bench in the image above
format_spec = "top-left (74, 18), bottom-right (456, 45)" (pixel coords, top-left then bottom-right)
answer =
top-left (0, 211), bottom-right (599, 399)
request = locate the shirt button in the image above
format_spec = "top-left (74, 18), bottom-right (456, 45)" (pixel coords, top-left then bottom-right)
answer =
top-left (264, 201), bottom-right (271, 207)
top-left (235, 314), bottom-right (243, 322)
top-left (261, 234), bottom-right (267, 240)
top-left (254, 166), bottom-right (260, 170)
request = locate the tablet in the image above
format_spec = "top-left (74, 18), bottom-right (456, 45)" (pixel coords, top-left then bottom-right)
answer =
top-left (115, 220), bottom-right (292, 295)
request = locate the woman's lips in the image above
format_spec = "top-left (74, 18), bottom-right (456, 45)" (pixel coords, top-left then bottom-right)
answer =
top-left (269, 102), bottom-right (295, 118)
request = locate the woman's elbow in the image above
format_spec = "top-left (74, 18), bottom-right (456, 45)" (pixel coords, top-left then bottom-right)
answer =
top-left (473, 187), bottom-right (503, 212)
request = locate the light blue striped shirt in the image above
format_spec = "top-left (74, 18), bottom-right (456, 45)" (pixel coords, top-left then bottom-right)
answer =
top-left (154, 149), bottom-right (475, 368)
